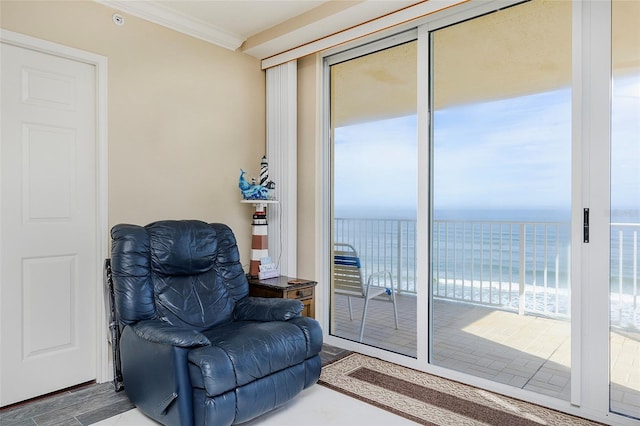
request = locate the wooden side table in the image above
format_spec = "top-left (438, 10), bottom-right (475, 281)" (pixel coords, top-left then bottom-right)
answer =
top-left (247, 276), bottom-right (317, 319)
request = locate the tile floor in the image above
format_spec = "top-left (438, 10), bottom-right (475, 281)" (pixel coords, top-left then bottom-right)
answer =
top-left (0, 344), bottom-right (351, 426)
top-left (2, 296), bottom-right (638, 424)
top-left (0, 381), bottom-right (133, 426)
top-left (331, 292), bottom-right (640, 415)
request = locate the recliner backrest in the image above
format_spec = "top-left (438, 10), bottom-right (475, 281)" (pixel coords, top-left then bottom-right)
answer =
top-left (110, 220), bottom-right (249, 331)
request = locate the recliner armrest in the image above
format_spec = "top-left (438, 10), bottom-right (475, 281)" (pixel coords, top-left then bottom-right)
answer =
top-left (234, 297), bottom-right (303, 322)
top-left (132, 320), bottom-right (211, 348)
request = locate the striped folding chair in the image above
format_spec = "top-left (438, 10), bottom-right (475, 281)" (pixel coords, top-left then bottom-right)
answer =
top-left (333, 243), bottom-right (399, 342)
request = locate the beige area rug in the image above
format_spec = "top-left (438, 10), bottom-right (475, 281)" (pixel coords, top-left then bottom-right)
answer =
top-left (319, 353), bottom-right (601, 426)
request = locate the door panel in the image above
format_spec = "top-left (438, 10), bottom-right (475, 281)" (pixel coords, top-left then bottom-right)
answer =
top-left (610, 0), bottom-right (640, 418)
top-left (23, 255), bottom-right (76, 356)
top-left (24, 124), bottom-right (76, 220)
top-left (429, 0), bottom-right (573, 401)
top-left (329, 39), bottom-right (418, 356)
top-left (1, 42), bottom-right (97, 406)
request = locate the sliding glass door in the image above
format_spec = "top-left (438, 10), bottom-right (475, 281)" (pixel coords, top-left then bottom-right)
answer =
top-left (323, 0), bottom-right (635, 421)
top-left (429, 0), bottom-right (572, 400)
top-left (610, 0), bottom-right (640, 419)
top-left (328, 36), bottom-right (418, 356)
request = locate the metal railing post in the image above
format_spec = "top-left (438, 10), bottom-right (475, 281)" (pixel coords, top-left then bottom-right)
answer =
top-left (397, 220), bottom-right (403, 293)
top-left (519, 223), bottom-right (526, 316)
top-left (333, 217), bottom-right (639, 327)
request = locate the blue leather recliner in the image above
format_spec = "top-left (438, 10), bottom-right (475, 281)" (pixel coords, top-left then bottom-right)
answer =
top-left (110, 220), bottom-right (323, 425)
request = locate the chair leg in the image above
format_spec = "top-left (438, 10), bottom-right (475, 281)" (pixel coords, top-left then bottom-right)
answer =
top-left (391, 289), bottom-right (399, 330)
top-left (347, 296), bottom-right (353, 321)
top-left (359, 298), bottom-right (370, 342)
top-left (388, 272), bottom-right (399, 329)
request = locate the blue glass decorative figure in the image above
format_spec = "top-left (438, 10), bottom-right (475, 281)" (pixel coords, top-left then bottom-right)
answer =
top-left (239, 169), bottom-right (251, 192)
top-left (239, 169), bottom-right (270, 200)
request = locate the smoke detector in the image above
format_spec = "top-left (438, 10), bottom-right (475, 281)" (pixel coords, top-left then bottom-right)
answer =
top-left (112, 13), bottom-right (125, 26)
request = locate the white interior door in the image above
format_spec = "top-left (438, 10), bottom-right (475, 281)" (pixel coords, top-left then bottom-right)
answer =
top-left (1, 41), bottom-right (98, 406)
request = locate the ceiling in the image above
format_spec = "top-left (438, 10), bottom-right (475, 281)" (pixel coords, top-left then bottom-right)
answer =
top-left (154, 0), bottom-right (328, 41)
top-left (97, 0), bottom-right (420, 58)
top-left (331, 0), bottom-right (639, 127)
top-left (97, 0), bottom-right (638, 123)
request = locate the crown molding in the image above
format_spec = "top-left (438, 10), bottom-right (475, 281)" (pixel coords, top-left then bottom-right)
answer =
top-left (259, 0), bottom-right (469, 69)
top-left (95, 0), bottom-right (245, 51)
top-left (243, 0), bottom-right (419, 61)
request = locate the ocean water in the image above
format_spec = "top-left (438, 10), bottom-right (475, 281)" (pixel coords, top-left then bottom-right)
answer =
top-left (334, 207), bottom-right (639, 326)
top-left (335, 207), bottom-right (574, 288)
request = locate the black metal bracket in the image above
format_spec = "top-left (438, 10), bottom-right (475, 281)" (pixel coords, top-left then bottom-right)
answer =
top-left (104, 258), bottom-right (124, 392)
top-left (583, 208), bottom-right (589, 243)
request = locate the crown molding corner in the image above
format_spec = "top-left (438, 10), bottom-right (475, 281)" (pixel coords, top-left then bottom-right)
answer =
top-left (95, 0), bottom-right (245, 51)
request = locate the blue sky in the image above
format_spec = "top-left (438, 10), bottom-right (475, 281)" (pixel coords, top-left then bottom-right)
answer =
top-left (334, 76), bottom-right (639, 215)
top-left (432, 88), bottom-right (572, 210)
top-left (334, 114), bottom-right (418, 212)
top-left (612, 75), bottom-right (640, 210)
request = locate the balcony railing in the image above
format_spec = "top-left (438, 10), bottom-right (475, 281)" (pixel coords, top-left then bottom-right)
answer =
top-left (334, 217), bottom-right (639, 329)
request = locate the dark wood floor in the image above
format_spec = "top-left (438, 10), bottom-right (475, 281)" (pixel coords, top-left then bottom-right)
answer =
top-left (0, 344), bottom-right (348, 426)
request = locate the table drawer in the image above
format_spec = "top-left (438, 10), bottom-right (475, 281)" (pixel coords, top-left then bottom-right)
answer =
top-left (247, 276), bottom-right (317, 319)
top-left (286, 287), bottom-right (314, 300)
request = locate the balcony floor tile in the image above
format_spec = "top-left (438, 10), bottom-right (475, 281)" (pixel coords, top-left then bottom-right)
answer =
top-left (330, 292), bottom-right (639, 411)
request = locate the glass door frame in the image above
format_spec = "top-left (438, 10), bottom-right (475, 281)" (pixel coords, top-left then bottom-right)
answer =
top-left (321, 29), bottom-right (423, 369)
top-left (319, 0), bottom-right (625, 422)
top-left (571, 0), bottom-right (612, 416)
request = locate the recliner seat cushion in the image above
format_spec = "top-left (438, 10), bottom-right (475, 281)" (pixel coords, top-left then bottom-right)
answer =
top-left (188, 320), bottom-right (310, 397)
